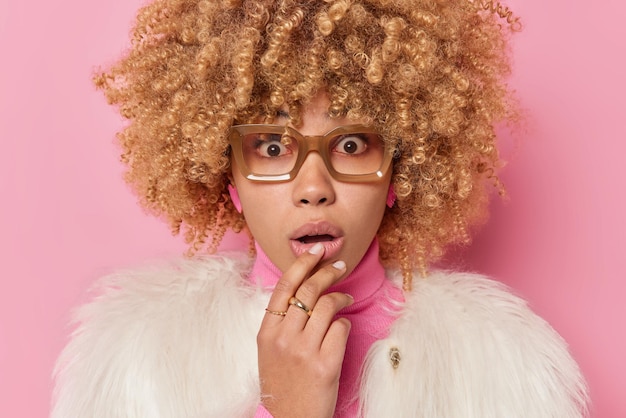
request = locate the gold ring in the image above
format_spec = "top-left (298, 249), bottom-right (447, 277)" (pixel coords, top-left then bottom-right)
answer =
top-left (265, 308), bottom-right (287, 316)
top-left (288, 296), bottom-right (312, 317)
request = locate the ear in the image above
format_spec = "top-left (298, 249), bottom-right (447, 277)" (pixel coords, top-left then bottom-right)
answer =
top-left (386, 184), bottom-right (397, 208)
top-left (228, 183), bottom-right (243, 213)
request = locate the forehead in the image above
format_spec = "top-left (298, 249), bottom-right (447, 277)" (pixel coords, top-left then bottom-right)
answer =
top-left (299, 90), bottom-right (332, 116)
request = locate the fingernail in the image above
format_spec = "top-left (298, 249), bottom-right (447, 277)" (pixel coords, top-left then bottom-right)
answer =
top-left (344, 293), bottom-right (354, 302)
top-left (332, 260), bottom-right (346, 270)
top-left (309, 242), bottom-right (324, 255)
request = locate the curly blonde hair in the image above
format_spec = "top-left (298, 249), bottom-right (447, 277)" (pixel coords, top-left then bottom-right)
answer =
top-left (95, 0), bottom-right (518, 289)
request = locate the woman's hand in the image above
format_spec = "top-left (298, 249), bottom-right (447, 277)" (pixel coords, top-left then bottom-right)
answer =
top-left (257, 243), bottom-right (353, 418)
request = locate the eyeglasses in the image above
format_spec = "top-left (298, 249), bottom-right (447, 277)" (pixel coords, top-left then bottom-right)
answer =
top-left (228, 124), bottom-right (393, 182)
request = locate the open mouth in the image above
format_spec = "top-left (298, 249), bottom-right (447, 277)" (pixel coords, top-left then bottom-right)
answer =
top-left (289, 222), bottom-right (344, 259)
top-left (297, 234), bottom-right (335, 244)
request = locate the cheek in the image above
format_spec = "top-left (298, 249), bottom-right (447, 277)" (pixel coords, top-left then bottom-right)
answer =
top-left (368, 181), bottom-right (391, 208)
top-left (241, 186), bottom-right (285, 210)
top-left (234, 182), bottom-right (288, 237)
top-left (232, 169), bottom-right (265, 213)
top-left (344, 184), bottom-right (388, 225)
top-left (368, 184), bottom-right (391, 227)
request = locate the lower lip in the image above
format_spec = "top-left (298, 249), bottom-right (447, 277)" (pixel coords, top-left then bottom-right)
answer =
top-left (289, 237), bottom-right (345, 260)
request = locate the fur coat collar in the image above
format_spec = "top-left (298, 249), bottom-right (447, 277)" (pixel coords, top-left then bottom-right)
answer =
top-left (52, 253), bottom-right (588, 417)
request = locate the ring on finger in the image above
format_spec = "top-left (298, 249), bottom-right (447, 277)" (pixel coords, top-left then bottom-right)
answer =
top-left (288, 296), bottom-right (313, 317)
top-left (265, 308), bottom-right (287, 316)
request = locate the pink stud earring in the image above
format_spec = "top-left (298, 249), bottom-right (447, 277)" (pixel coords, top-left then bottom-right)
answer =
top-left (228, 184), bottom-right (243, 213)
top-left (386, 185), bottom-right (397, 208)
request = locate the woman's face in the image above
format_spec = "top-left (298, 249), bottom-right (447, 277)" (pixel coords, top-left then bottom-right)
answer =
top-left (231, 91), bottom-right (392, 277)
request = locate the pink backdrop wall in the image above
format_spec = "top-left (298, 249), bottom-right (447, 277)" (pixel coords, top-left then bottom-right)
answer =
top-left (1, 0), bottom-right (624, 416)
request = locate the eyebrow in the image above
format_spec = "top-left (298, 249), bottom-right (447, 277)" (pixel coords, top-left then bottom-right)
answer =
top-left (276, 109), bottom-right (290, 120)
top-left (276, 108), bottom-right (332, 121)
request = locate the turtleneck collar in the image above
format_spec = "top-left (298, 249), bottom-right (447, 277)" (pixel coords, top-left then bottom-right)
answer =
top-left (248, 238), bottom-right (387, 304)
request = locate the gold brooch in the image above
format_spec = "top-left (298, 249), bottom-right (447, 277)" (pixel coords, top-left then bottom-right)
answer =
top-left (389, 347), bottom-right (401, 369)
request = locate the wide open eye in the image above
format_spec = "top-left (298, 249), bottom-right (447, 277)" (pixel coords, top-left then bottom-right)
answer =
top-left (333, 134), bottom-right (368, 155)
top-left (254, 134), bottom-right (292, 158)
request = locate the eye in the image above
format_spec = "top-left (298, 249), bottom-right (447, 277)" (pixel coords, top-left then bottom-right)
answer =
top-left (255, 134), bottom-right (291, 158)
top-left (333, 134), bottom-right (368, 155)
top-left (260, 142), bottom-right (285, 157)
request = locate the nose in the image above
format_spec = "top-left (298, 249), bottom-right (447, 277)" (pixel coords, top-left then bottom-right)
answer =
top-left (292, 152), bottom-right (336, 206)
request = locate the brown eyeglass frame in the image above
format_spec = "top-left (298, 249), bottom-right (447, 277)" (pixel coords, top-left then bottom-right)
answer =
top-left (228, 124), bottom-right (393, 182)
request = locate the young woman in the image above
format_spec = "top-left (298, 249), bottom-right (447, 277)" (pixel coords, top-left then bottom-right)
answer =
top-left (52, 0), bottom-right (589, 416)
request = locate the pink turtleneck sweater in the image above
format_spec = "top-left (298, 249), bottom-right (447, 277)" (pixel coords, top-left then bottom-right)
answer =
top-left (250, 239), bottom-right (404, 418)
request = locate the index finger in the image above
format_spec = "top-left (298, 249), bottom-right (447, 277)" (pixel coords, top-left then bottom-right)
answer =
top-left (263, 242), bottom-right (326, 319)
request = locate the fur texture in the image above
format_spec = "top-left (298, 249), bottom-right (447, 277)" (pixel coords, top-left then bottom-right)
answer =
top-left (52, 255), bottom-right (588, 417)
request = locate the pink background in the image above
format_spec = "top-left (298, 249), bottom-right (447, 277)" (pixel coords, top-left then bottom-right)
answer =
top-left (1, 0), bottom-right (624, 416)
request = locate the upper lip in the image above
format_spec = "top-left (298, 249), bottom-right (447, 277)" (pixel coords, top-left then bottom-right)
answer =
top-left (289, 221), bottom-right (344, 241)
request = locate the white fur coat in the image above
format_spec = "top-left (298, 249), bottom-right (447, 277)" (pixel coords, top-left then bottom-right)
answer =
top-left (52, 253), bottom-right (589, 417)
